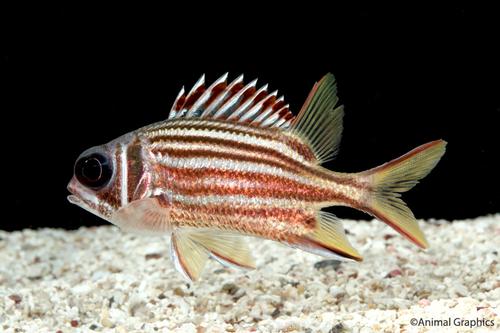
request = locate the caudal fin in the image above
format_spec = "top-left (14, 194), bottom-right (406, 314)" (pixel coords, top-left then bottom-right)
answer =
top-left (362, 140), bottom-right (447, 248)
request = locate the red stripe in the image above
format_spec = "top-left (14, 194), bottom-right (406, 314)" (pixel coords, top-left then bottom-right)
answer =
top-left (151, 147), bottom-right (303, 176)
top-left (153, 166), bottom-right (358, 207)
top-left (150, 134), bottom-right (359, 186)
top-left (369, 208), bottom-right (427, 249)
top-left (147, 120), bottom-right (317, 162)
top-left (169, 202), bottom-right (317, 239)
top-left (367, 140), bottom-right (444, 175)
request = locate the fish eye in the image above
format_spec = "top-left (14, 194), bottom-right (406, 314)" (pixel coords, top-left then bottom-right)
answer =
top-left (74, 152), bottom-right (112, 190)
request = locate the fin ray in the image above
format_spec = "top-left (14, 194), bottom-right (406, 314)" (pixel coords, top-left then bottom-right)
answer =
top-left (171, 231), bottom-right (209, 281)
top-left (291, 73), bottom-right (344, 164)
top-left (188, 230), bottom-right (255, 270)
top-left (110, 197), bottom-right (171, 235)
top-left (362, 140), bottom-right (447, 248)
top-left (288, 211), bottom-right (362, 261)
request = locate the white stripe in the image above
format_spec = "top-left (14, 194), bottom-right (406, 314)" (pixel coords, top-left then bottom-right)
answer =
top-left (147, 127), bottom-right (309, 165)
top-left (156, 155), bottom-right (318, 187)
top-left (170, 193), bottom-right (307, 208)
top-left (120, 143), bottom-right (128, 206)
top-left (146, 118), bottom-right (272, 138)
top-left (150, 140), bottom-right (289, 166)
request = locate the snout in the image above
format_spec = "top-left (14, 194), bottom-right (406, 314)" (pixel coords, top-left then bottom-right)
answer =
top-left (66, 176), bottom-right (96, 208)
top-left (67, 177), bottom-right (82, 204)
top-left (67, 176), bottom-right (77, 195)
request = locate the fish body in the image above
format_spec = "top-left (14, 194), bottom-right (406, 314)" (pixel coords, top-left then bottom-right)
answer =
top-left (68, 73), bottom-right (446, 280)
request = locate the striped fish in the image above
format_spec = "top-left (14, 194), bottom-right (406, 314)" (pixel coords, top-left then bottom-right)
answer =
top-left (67, 73), bottom-right (446, 281)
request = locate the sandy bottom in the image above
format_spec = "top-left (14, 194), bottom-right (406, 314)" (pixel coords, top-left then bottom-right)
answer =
top-left (0, 215), bottom-right (498, 332)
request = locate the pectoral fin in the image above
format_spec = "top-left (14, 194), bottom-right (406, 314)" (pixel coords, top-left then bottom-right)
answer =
top-left (110, 196), bottom-right (171, 235)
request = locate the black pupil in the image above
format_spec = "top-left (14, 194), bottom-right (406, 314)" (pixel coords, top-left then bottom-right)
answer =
top-left (75, 153), bottom-right (112, 189)
top-left (82, 158), bottom-right (102, 181)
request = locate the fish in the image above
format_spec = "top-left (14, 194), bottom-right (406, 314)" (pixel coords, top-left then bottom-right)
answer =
top-left (67, 73), bottom-right (447, 281)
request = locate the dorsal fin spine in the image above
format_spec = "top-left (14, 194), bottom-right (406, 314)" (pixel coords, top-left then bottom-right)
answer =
top-left (252, 95), bottom-right (284, 124)
top-left (240, 90), bottom-right (278, 122)
top-left (201, 74), bottom-right (244, 117)
top-left (228, 83), bottom-right (268, 121)
top-left (168, 74), bottom-right (296, 130)
top-left (213, 79), bottom-right (258, 119)
top-left (187, 72), bottom-right (228, 117)
top-left (169, 86), bottom-right (185, 119)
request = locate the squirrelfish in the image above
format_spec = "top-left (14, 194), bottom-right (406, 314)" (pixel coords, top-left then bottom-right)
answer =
top-left (67, 73), bottom-right (446, 281)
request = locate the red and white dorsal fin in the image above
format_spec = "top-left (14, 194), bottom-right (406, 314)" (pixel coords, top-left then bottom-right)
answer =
top-left (168, 73), bottom-right (295, 129)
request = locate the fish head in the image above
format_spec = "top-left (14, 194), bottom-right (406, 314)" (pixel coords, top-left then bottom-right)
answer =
top-left (67, 133), bottom-right (152, 224)
top-left (67, 142), bottom-right (121, 222)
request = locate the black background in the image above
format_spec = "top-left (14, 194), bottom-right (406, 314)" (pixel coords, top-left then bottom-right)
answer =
top-left (2, 4), bottom-right (499, 230)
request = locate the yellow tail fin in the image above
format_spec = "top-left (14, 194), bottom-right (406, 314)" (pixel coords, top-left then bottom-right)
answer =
top-left (363, 140), bottom-right (447, 248)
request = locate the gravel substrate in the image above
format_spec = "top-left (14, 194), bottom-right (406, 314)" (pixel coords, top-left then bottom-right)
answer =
top-left (1, 215), bottom-right (498, 332)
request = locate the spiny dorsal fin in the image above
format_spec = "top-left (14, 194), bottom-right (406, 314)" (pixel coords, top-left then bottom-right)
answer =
top-left (168, 74), bottom-right (295, 129)
top-left (291, 73), bottom-right (344, 164)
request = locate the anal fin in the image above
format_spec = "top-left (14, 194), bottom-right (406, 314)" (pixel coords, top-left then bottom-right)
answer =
top-left (289, 211), bottom-right (362, 262)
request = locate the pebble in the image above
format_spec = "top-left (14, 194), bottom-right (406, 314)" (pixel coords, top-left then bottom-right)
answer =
top-left (145, 253), bottom-right (162, 260)
top-left (386, 269), bottom-right (402, 278)
top-left (8, 294), bottom-right (22, 304)
top-left (221, 283), bottom-right (239, 295)
top-left (329, 286), bottom-right (346, 298)
top-left (314, 260), bottom-right (341, 270)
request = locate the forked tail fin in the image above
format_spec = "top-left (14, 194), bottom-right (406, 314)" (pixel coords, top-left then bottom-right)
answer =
top-left (362, 140), bottom-right (447, 248)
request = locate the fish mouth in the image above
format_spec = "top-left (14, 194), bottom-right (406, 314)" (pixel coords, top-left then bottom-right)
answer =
top-left (67, 194), bottom-right (85, 207)
top-left (67, 180), bottom-right (85, 208)
top-left (67, 178), bottom-right (101, 216)
top-left (67, 194), bottom-right (79, 205)
top-left (67, 192), bottom-right (109, 222)
top-left (67, 193), bottom-right (95, 214)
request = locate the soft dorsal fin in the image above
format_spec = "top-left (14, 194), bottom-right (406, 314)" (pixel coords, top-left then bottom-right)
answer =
top-left (168, 73), bottom-right (295, 129)
top-left (291, 73), bottom-right (344, 164)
